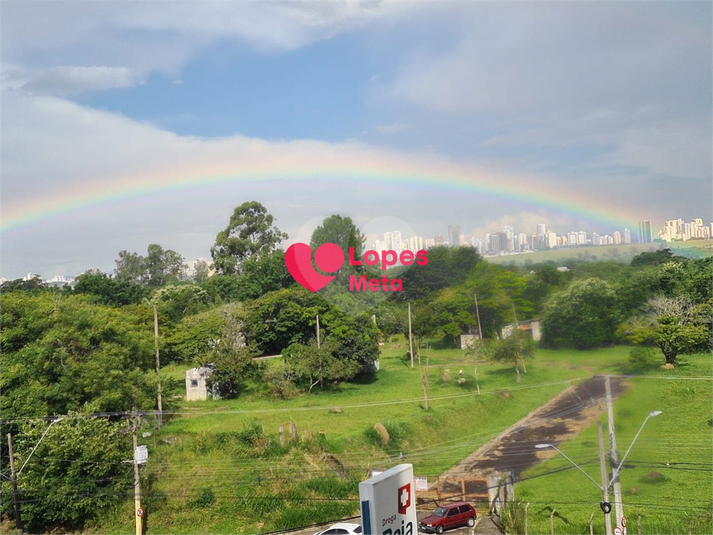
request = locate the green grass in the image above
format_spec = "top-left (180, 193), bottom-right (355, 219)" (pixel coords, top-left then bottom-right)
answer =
top-left (87, 343), bottom-right (712, 534)
top-left (516, 352), bottom-right (713, 534)
top-left (485, 240), bottom-right (713, 266)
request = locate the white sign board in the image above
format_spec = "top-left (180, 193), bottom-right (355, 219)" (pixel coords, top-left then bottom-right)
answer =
top-left (134, 445), bottom-right (148, 464)
top-left (415, 477), bottom-right (428, 491)
top-left (359, 464), bottom-right (417, 535)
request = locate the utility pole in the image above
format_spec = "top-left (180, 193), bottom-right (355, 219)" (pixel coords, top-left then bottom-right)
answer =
top-left (154, 304), bottom-right (162, 430)
top-left (408, 302), bottom-right (414, 369)
top-left (132, 409), bottom-right (143, 535)
top-left (7, 433), bottom-right (24, 535)
top-left (474, 294), bottom-right (483, 340)
top-left (598, 421), bottom-right (613, 535)
top-left (605, 375), bottom-right (624, 526)
top-left (316, 314), bottom-right (321, 349)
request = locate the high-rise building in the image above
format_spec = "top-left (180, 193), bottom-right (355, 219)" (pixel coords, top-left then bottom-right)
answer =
top-left (613, 231), bottom-right (621, 245)
top-left (545, 231), bottom-right (557, 249)
top-left (487, 234), bottom-right (498, 253)
top-left (448, 224), bottom-right (462, 247)
top-left (623, 228), bottom-right (631, 244)
top-left (434, 234), bottom-right (444, 246)
top-left (639, 220), bottom-right (653, 243)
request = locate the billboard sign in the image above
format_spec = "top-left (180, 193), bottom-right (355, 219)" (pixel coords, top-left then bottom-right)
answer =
top-left (359, 464), bottom-right (417, 535)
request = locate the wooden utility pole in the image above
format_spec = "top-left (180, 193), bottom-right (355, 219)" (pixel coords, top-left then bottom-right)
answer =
top-left (132, 410), bottom-right (143, 535)
top-left (474, 294), bottom-right (483, 340)
top-left (316, 314), bottom-right (321, 349)
top-left (408, 302), bottom-right (414, 369)
top-left (154, 304), bottom-right (162, 430)
top-left (605, 375), bottom-right (624, 526)
top-left (598, 421), bottom-right (613, 535)
top-left (7, 433), bottom-right (23, 534)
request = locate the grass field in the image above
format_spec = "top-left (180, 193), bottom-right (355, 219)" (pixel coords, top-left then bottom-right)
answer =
top-left (485, 240), bottom-right (713, 266)
top-left (87, 342), bottom-right (712, 534)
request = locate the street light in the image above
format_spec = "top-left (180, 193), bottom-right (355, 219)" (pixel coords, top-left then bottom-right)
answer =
top-left (17, 417), bottom-right (63, 475)
top-left (610, 410), bottom-right (662, 485)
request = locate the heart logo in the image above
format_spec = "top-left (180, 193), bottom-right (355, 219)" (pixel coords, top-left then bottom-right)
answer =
top-left (285, 242), bottom-right (345, 292)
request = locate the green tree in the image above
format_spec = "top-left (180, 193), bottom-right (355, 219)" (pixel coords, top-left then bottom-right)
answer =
top-left (236, 249), bottom-right (295, 300)
top-left (1, 413), bottom-right (132, 533)
top-left (541, 278), bottom-right (621, 349)
top-left (646, 295), bottom-right (712, 365)
top-left (143, 244), bottom-right (187, 287)
top-left (151, 284), bottom-right (212, 324)
top-left (73, 270), bottom-right (149, 306)
top-left (310, 214), bottom-right (365, 262)
top-left (395, 245), bottom-right (481, 301)
top-left (0, 292), bottom-right (156, 417)
top-left (244, 288), bottom-right (331, 355)
top-left (201, 313), bottom-right (262, 398)
top-left (284, 337), bottom-right (361, 392)
top-left (114, 250), bottom-right (144, 284)
top-left (477, 328), bottom-right (534, 382)
top-left (163, 305), bottom-right (235, 363)
top-left (211, 201), bottom-right (288, 275)
top-left (191, 259), bottom-right (212, 283)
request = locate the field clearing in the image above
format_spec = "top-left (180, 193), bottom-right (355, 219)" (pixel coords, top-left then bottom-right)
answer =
top-left (485, 240), bottom-right (713, 266)
top-left (88, 343), bottom-right (712, 534)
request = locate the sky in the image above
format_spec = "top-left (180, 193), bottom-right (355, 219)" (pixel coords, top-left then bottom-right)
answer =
top-left (1, 1), bottom-right (711, 280)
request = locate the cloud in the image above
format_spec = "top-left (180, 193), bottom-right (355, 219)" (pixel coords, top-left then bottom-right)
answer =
top-left (375, 122), bottom-right (410, 134)
top-left (383, 3), bottom-right (711, 179)
top-left (19, 66), bottom-right (142, 95)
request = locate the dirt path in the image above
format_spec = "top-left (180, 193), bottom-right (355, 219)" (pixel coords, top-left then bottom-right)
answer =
top-left (420, 375), bottom-right (628, 504)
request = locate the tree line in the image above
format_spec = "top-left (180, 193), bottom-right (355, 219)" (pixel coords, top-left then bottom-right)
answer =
top-left (1, 201), bottom-right (711, 532)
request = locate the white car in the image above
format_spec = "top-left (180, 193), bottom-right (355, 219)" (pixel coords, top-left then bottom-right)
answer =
top-left (315, 523), bottom-right (363, 535)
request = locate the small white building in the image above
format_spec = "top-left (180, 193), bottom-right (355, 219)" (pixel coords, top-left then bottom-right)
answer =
top-left (185, 365), bottom-right (218, 401)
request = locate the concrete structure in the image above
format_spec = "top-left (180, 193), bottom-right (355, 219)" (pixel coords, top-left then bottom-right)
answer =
top-left (185, 365), bottom-right (218, 401)
top-left (460, 333), bottom-right (481, 349)
top-left (501, 319), bottom-right (541, 341)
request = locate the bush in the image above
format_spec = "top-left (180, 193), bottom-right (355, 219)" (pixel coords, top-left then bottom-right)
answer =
top-left (191, 487), bottom-right (216, 508)
top-left (629, 346), bottom-right (655, 367)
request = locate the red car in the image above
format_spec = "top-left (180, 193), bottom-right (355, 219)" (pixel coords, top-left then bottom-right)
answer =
top-left (418, 502), bottom-right (477, 534)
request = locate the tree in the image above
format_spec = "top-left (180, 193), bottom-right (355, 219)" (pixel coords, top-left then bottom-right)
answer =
top-left (477, 328), bottom-right (534, 382)
top-left (244, 288), bottom-right (332, 355)
top-left (201, 312), bottom-right (262, 398)
top-left (1, 412), bottom-right (132, 534)
top-left (114, 245), bottom-right (187, 287)
top-left (646, 296), bottom-right (711, 365)
top-left (114, 250), bottom-right (144, 284)
top-left (191, 259), bottom-right (212, 283)
top-left (541, 278), bottom-right (621, 349)
top-left (163, 305), bottom-right (234, 363)
top-left (395, 245), bottom-right (481, 301)
top-left (211, 201), bottom-right (287, 275)
top-left (310, 214), bottom-right (365, 262)
top-left (0, 276), bottom-right (46, 291)
top-left (0, 292), bottom-right (156, 417)
top-left (73, 270), bottom-right (149, 307)
top-left (235, 249), bottom-right (295, 300)
top-left (284, 337), bottom-right (361, 392)
top-left (151, 284), bottom-right (212, 324)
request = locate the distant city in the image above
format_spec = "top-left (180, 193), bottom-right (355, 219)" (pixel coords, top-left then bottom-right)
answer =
top-left (5, 216), bottom-right (711, 286)
top-left (370, 216), bottom-right (713, 258)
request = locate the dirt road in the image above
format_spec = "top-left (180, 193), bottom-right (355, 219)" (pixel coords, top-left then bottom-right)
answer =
top-left (423, 375), bottom-right (628, 503)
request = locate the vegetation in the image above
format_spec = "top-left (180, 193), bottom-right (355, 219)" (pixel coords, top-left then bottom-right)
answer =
top-left (2, 201), bottom-right (711, 534)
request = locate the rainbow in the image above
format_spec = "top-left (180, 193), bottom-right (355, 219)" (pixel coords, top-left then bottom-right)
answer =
top-left (1, 148), bottom-right (647, 235)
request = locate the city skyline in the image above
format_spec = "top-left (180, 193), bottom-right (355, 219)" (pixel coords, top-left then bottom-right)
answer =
top-left (7, 213), bottom-right (710, 283)
top-left (1, 2), bottom-right (710, 280)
